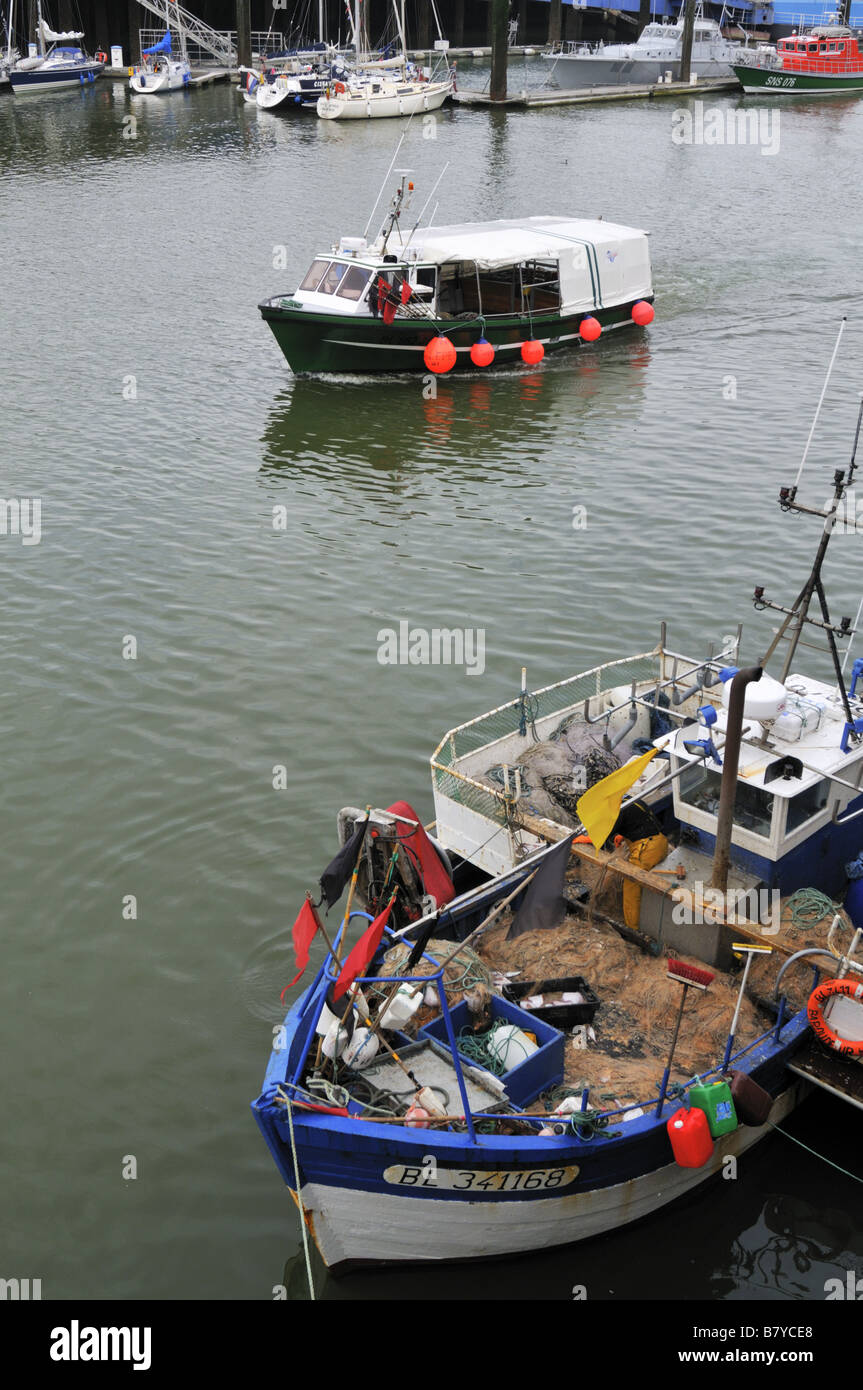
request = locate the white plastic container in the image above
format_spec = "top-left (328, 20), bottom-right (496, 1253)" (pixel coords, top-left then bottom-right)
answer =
top-left (486, 1024), bottom-right (538, 1072)
top-left (773, 708), bottom-right (804, 743)
top-left (342, 1026), bottom-right (380, 1069)
top-left (721, 672), bottom-right (787, 723)
top-left (379, 984), bottom-right (422, 1030)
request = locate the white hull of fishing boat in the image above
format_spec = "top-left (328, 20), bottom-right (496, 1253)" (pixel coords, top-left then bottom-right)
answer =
top-left (299, 1084), bottom-right (801, 1269)
top-left (130, 58), bottom-right (190, 93)
top-left (317, 78), bottom-right (451, 119)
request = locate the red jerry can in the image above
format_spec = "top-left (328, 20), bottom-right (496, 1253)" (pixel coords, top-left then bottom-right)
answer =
top-left (667, 1106), bottom-right (714, 1168)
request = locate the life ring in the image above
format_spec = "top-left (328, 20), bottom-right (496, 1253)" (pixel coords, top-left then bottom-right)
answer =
top-left (807, 977), bottom-right (863, 1057)
top-left (334, 81), bottom-right (346, 94)
top-left (96, 51), bottom-right (107, 64)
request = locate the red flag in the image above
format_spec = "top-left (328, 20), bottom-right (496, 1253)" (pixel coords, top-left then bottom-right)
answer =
top-left (283, 898), bottom-right (322, 995)
top-left (333, 895), bottom-right (395, 1001)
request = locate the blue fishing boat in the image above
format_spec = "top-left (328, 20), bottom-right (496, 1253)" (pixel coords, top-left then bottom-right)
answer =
top-left (254, 360), bottom-right (863, 1273)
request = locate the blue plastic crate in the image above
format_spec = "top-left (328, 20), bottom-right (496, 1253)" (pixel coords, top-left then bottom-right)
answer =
top-left (418, 994), bottom-right (565, 1109)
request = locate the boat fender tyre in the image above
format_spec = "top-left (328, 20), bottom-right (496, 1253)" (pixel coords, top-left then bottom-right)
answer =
top-left (807, 977), bottom-right (863, 1057)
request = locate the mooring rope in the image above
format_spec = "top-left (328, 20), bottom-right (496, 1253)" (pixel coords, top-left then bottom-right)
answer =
top-left (768, 1120), bottom-right (863, 1184)
top-left (284, 1093), bottom-right (316, 1301)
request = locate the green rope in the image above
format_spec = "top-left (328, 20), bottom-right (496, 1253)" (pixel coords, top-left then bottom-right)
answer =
top-left (768, 1120), bottom-right (863, 1184)
top-left (786, 888), bottom-right (839, 929)
top-left (457, 1021), bottom-right (535, 1076)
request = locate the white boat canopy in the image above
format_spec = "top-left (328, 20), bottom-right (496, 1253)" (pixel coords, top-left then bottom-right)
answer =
top-left (388, 216), bottom-right (652, 312)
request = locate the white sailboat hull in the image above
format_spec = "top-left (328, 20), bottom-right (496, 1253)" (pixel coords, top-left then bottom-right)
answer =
top-left (317, 79), bottom-right (451, 119)
top-left (130, 59), bottom-right (191, 93)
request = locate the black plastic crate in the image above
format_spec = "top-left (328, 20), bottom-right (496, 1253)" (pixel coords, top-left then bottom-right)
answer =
top-left (503, 975), bottom-right (599, 1028)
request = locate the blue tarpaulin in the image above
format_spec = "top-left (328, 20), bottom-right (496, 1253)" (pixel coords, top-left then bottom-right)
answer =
top-left (143, 32), bottom-right (172, 56)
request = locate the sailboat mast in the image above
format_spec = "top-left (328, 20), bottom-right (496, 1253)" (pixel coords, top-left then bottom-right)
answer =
top-left (392, 0), bottom-right (406, 59)
top-left (318, 0), bottom-right (324, 45)
top-left (5, 0), bottom-right (13, 65)
top-left (36, 0), bottom-right (44, 56)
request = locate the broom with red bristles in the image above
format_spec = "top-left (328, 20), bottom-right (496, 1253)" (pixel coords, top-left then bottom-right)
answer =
top-left (655, 958), bottom-right (715, 1118)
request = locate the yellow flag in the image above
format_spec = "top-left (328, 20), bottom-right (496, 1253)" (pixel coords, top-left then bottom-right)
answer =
top-left (576, 748), bottom-right (659, 850)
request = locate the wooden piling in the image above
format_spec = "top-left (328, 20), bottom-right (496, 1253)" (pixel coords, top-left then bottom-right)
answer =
top-left (548, 0), bottom-right (562, 45)
top-left (236, 0), bottom-right (251, 70)
top-left (489, 0), bottom-right (509, 101)
top-left (680, 0), bottom-right (696, 84)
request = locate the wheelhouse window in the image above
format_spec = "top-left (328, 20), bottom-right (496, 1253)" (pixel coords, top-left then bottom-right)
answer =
top-left (335, 265), bottom-right (371, 301)
top-left (319, 262), bottom-right (349, 295)
top-left (785, 779), bottom-right (831, 834)
top-left (679, 763), bottom-right (774, 838)
top-left (299, 259), bottom-right (331, 292)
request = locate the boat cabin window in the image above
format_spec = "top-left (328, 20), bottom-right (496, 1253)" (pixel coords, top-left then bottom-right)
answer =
top-left (785, 779), bottom-right (831, 834)
top-left (319, 263), bottom-right (349, 295)
top-left (299, 259), bottom-right (331, 292)
top-left (414, 266), bottom-right (437, 294)
top-left (519, 261), bottom-right (561, 311)
top-left (439, 260), bottom-right (561, 318)
top-left (335, 265), bottom-right (371, 301)
top-left (679, 763), bottom-right (774, 838)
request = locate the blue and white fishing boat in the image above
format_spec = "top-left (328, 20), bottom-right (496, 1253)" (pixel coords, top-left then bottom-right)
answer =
top-left (8, 5), bottom-right (103, 94)
top-left (254, 355), bottom-right (863, 1273)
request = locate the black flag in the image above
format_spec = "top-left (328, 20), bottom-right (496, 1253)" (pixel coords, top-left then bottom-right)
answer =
top-left (506, 835), bottom-right (574, 940)
top-left (319, 819), bottom-right (368, 912)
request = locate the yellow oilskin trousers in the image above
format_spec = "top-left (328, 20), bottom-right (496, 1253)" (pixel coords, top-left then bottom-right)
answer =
top-left (622, 833), bottom-right (669, 929)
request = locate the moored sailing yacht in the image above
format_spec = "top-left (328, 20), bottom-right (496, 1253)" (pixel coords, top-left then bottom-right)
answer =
top-left (9, 10), bottom-right (103, 93)
top-left (129, 17), bottom-right (191, 95)
top-left (317, 0), bottom-right (452, 119)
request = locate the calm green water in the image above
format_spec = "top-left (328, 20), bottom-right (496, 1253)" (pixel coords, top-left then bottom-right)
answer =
top-left (1, 70), bottom-right (862, 1301)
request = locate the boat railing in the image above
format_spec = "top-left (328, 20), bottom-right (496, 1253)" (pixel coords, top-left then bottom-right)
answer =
top-left (429, 647), bottom-right (714, 829)
top-left (546, 39), bottom-right (597, 56)
top-left (737, 48), bottom-right (863, 72)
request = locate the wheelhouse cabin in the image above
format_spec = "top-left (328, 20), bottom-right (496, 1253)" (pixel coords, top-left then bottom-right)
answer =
top-left (776, 26), bottom-right (863, 73)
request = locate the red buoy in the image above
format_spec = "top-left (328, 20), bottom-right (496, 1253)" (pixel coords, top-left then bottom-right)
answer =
top-left (579, 317), bottom-right (601, 342)
top-left (470, 337), bottom-right (495, 368)
top-left (424, 335), bottom-right (457, 374)
top-left (632, 300), bottom-right (655, 327)
top-left (521, 339), bottom-right (544, 365)
top-left (667, 1107), bottom-right (713, 1168)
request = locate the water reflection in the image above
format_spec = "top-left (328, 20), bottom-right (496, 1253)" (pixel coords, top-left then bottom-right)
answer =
top-left (258, 334), bottom-right (652, 485)
top-left (715, 1192), bottom-right (863, 1301)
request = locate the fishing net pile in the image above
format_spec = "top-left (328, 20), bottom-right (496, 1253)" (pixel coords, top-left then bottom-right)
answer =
top-left (476, 911), bottom-right (767, 1111)
top-left (481, 702), bottom-right (669, 828)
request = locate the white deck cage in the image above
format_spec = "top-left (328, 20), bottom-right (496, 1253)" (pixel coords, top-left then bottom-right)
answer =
top-left (430, 631), bottom-right (742, 878)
